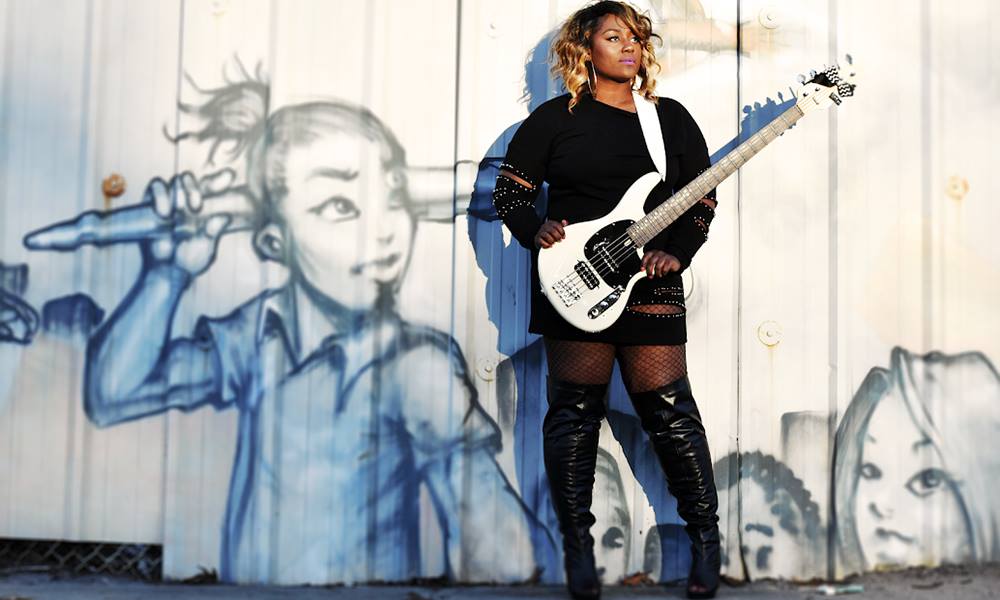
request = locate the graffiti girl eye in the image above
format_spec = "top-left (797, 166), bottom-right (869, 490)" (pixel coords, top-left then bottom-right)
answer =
top-left (601, 527), bottom-right (624, 549)
top-left (310, 196), bottom-right (361, 223)
top-left (905, 467), bottom-right (947, 498)
top-left (859, 462), bottom-right (882, 480)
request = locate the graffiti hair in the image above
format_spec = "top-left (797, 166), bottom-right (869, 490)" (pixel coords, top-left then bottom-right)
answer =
top-left (166, 57), bottom-right (270, 166)
top-left (550, 1), bottom-right (660, 112)
top-left (714, 451), bottom-right (822, 540)
top-left (164, 59), bottom-right (409, 234)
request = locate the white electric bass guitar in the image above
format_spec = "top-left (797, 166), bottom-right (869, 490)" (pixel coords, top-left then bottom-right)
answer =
top-left (538, 60), bottom-right (858, 332)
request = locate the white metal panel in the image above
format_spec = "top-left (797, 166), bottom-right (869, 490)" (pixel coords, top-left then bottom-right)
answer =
top-left (0, 0), bottom-right (181, 545)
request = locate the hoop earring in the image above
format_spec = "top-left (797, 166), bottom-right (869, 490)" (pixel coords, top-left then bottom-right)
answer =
top-left (588, 61), bottom-right (598, 96)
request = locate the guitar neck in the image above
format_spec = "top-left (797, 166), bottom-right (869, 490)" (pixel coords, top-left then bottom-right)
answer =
top-left (627, 103), bottom-right (806, 246)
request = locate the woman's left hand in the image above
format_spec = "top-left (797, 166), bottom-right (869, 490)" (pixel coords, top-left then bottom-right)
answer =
top-left (641, 250), bottom-right (681, 278)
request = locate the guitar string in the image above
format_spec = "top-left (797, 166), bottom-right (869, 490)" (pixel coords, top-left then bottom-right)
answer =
top-left (558, 185), bottom-right (708, 291)
top-left (553, 194), bottom-right (696, 295)
top-left (553, 172), bottom-right (723, 296)
top-left (557, 126), bottom-right (774, 289)
top-left (549, 106), bottom-right (804, 300)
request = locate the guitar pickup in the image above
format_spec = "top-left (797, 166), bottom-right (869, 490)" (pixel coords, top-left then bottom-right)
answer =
top-left (574, 261), bottom-right (599, 290)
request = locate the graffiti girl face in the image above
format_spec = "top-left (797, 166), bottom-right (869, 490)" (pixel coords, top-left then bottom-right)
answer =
top-left (276, 131), bottom-right (413, 311)
top-left (593, 453), bottom-right (630, 582)
top-left (854, 392), bottom-right (971, 568)
top-left (733, 480), bottom-right (803, 577)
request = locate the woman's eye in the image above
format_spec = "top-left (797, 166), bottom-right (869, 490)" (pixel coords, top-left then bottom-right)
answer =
top-left (310, 196), bottom-right (360, 223)
top-left (905, 468), bottom-right (947, 498)
top-left (859, 462), bottom-right (882, 480)
top-left (608, 35), bottom-right (619, 42)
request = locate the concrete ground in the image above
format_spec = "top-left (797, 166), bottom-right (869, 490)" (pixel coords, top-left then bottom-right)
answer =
top-left (0, 563), bottom-right (997, 599)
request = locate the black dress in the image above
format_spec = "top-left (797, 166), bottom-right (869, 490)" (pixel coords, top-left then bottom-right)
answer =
top-left (492, 93), bottom-right (717, 345)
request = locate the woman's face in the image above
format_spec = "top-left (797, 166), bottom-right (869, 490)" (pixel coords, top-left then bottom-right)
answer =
top-left (589, 14), bottom-right (642, 83)
top-left (854, 392), bottom-right (971, 568)
top-left (277, 131), bottom-right (413, 311)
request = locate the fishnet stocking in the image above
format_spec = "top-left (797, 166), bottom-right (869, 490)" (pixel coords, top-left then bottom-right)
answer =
top-left (544, 339), bottom-right (615, 385)
top-left (617, 343), bottom-right (687, 393)
top-left (627, 303), bottom-right (685, 316)
top-left (543, 332), bottom-right (687, 393)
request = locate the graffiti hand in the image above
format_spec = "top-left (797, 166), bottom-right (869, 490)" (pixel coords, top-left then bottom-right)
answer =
top-left (198, 167), bottom-right (237, 196)
top-left (143, 171), bottom-right (230, 276)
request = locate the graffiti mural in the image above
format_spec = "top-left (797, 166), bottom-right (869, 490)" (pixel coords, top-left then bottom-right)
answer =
top-left (833, 347), bottom-right (1000, 573)
top-left (0, 263), bottom-right (38, 346)
top-left (21, 68), bottom-right (550, 584)
top-left (2, 0), bottom-right (997, 588)
top-left (714, 451), bottom-right (823, 580)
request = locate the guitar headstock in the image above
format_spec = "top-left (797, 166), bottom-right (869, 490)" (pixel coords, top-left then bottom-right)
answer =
top-left (795, 55), bottom-right (858, 114)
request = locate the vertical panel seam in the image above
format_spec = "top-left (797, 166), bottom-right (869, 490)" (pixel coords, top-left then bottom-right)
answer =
top-left (826, 0), bottom-right (839, 582)
top-left (449, 0), bottom-right (464, 580)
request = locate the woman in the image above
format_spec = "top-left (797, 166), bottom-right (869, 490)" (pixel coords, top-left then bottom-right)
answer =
top-left (492, 2), bottom-right (720, 598)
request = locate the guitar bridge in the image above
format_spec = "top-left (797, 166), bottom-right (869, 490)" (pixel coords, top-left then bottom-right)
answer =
top-left (551, 278), bottom-right (581, 307)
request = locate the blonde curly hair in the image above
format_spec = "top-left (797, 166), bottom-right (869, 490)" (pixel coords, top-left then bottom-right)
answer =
top-left (550, 1), bottom-right (661, 112)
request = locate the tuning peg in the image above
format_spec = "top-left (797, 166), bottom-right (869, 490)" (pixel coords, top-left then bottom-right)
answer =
top-left (809, 69), bottom-right (818, 77)
top-left (845, 53), bottom-right (853, 65)
top-left (797, 74), bottom-right (807, 84)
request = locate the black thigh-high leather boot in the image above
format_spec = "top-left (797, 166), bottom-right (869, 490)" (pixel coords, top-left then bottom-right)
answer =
top-left (629, 376), bottom-right (720, 599)
top-left (543, 377), bottom-right (608, 600)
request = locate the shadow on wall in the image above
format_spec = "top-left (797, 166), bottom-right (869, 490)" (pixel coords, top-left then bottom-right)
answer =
top-left (21, 62), bottom-right (555, 585)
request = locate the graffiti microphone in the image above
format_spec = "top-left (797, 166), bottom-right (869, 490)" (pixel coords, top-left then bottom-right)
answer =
top-left (23, 164), bottom-right (480, 252)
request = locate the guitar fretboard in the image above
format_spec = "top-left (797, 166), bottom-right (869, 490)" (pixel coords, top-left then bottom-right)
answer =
top-left (627, 103), bottom-right (806, 246)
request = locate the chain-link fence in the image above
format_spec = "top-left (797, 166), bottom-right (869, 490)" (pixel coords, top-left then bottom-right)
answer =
top-left (0, 538), bottom-right (162, 580)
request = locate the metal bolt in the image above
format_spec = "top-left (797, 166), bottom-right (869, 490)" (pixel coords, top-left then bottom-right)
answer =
top-left (757, 320), bottom-right (782, 347)
top-left (758, 7), bottom-right (781, 29)
top-left (946, 175), bottom-right (969, 201)
top-left (476, 357), bottom-right (497, 381)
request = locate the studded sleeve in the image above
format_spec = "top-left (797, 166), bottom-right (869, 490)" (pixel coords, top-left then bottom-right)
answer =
top-left (648, 101), bottom-right (717, 271)
top-left (492, 107), bottom-right (555, 250)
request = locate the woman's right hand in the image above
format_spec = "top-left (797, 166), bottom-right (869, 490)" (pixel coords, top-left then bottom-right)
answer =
top-left (142, 169), bottom-right (234, 277)
top-left (534, 219), bottom-right (569, 249)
